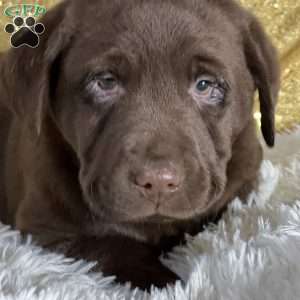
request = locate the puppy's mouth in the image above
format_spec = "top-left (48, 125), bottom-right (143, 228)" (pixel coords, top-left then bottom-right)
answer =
top-left (83, 168), bottom-right (225, 224)
top-left (85, 183), bottom-right (218, 223)
top-left (143, 214), bottom-right (176, 223)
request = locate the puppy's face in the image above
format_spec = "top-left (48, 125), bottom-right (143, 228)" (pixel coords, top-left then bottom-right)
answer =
top-left (52, 1), bottom-right (255, 223)
top-left (1, 0), bottom-right (279, 224)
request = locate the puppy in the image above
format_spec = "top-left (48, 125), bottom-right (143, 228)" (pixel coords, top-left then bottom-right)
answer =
top-left (0, 0), bottom-right (280, 290)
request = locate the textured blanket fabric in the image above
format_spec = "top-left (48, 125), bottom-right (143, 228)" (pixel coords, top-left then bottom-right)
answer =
top-left (0, 130), bottom-right (299, 300)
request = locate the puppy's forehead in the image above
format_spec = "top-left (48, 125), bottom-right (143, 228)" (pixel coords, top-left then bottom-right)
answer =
top-left (68, 0), bottom-right (241, 78)
top-left (76, 1), bottom-right (235, 54)
top-left (119, 2), bottom-right (201, 53)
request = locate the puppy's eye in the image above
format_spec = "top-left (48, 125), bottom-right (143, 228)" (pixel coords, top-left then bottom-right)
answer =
top-left (196, 79), bottom-right (214, 94)
top-left (86, 72), bottom-right (123, 103)
top-left (96, 72), bottom-right (118, 91)
top-left (190, 76), bottom-right (225, 105)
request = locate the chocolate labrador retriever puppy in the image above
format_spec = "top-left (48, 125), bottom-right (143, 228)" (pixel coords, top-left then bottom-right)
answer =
top-left (0, 0), bottom-right (279, 290)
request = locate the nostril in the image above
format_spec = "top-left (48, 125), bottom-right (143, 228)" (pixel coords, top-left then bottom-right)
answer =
top-left (166, 182), bottom-right (180, 192)
top-left (162, 172), bottom-right (180, 190)
top-left (134, 173), bottom-right (154, 190)
top-left (144, 183), bottom-right (153, 190)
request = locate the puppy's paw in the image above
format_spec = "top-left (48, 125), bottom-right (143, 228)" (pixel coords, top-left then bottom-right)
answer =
top-left (57, 234), bottom-right (180, 290)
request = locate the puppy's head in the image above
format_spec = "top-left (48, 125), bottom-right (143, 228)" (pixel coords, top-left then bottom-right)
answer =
top-left (0, 0), bottom-right (280, 223)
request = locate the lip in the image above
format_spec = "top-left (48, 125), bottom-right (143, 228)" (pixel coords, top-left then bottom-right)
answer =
top-left (145, 214), bottom-right (176, 223)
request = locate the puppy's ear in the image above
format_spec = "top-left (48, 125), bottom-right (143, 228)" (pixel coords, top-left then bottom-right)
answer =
top-left (0, 1), bottom-right (74, 136)
top-left (243, 15), bottom-right (280, 147)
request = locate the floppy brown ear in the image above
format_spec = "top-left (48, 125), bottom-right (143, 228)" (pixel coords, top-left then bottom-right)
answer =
top-left (243, 15), bottom-right (280, 147)
top-left (0, 1), bottom-right (74, 136)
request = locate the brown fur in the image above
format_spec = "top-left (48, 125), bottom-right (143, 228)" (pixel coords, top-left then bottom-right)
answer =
top-left (0, 0), bottom-right (279, 290)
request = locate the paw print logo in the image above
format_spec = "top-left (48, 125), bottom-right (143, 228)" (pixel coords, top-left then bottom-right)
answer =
top-left (4, 16), bottom-right (45, 48)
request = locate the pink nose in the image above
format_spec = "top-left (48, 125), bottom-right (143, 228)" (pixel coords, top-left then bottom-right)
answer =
top-left (134, 167), bottom-right (181, 194)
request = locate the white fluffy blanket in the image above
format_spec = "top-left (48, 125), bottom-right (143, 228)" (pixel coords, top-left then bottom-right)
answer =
top-left (0, 130), bottom-right (300, 300)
